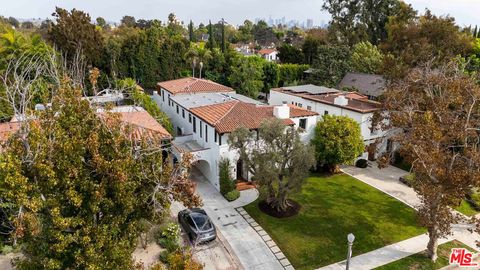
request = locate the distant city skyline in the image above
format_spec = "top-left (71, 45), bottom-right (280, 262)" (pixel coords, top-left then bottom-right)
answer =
top-left (2, 0), bottom-right (478, 27)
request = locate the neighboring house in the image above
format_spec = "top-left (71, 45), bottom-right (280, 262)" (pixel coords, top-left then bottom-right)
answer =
top-left (0, 106), bottom-right (172, 151)
top-left (0, 121), bottom-right (21, 151)
top-left (233, 43), bottom-right (256, 57)
top-left (258, 48), bottom-right (278, 62)
top-left (152, 77), bottom-right (318, 190)
top-left (338, 72), bottom-right (386, 100)
top-left (269, 84), bottom-right (388, 159)
top-left (96, 106), bottom-right (172, 146)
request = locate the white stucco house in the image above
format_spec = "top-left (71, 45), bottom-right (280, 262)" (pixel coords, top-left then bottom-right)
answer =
top-left (258, 48), bottom-right (278, 62)
top-left (152, 77), bottom-right (318, 190)
top-left (269, 84), bottom-right (389, 160)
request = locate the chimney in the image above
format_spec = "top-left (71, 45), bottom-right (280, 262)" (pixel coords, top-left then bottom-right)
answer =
top-left (334, 95), bottom-right (349, 106)
top-left (274, 103), bottom-right (290, 119)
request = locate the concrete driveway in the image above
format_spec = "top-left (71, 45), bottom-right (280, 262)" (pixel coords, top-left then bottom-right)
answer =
top-left (186, 168), bottom-right (283, 270)
top-left (341, 162), bottom-right (421, 208)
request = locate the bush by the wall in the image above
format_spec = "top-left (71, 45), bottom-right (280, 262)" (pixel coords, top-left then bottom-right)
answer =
top-left (219, 158), bottom-right (235, 196)
top-left (225, 190), bottom-right (240, 202)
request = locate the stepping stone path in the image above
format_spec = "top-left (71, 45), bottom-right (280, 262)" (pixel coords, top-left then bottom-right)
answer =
top-left (235, 207), bottom-right (294, 270)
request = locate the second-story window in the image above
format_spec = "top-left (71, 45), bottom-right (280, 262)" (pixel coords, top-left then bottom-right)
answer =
top-left (324, 110), bottom-right (329, 115)
top-left (182, 109), bottom-right (185, 118)
top-left (176, 105), bottom-right (179, 114)
top-left (205, 125), bottom-right (208, 142)
top-left (162, 90), bottom-right (165, 102)
top-left (307, 105), bottom-right (312, 110)
top-left (193, 116), bottom-right (197, 133)
top-left (200, 120), bottom-right (203, 138)
top-left (189, 114), bottom-right (192, 123)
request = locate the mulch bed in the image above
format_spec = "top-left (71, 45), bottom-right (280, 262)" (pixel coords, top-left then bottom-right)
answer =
top-left (258, 199), bottom-right (301, 218)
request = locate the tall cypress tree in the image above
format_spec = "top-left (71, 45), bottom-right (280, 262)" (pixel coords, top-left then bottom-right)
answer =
top-left (207, 20), bottom-right (216, 49)
top-left (189, 20), bottom-right (195, 42)
top-left (221, 18), bottom-right (226, 52)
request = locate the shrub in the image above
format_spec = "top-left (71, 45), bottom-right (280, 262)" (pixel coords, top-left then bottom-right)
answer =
top-left (225, 190), bottom-right (240, 202)
top-left (355, 159), bottom-right (368, 168)
top-left (156, 223), bottom-right (180, 252)
top-left (159, 250), bottom-right (170, 263)
top-left (168, 249), bottom-right (203, 270)
top-left (399, 173), bottom-right (415, 187)
top-left (219, 158), bottom-right (235, 196)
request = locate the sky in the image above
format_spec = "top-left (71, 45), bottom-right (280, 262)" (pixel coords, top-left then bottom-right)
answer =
top-left (1, 0), bottom-right (478, 27)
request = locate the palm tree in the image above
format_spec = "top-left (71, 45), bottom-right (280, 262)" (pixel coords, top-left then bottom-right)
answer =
top-left (185, 42), bottom-right (212, 79)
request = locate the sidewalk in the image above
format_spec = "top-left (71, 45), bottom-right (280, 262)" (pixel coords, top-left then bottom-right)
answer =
top-left (188, 169), bottom-right (283, 270)
top-left (317, 164), bottom-right (480, 270)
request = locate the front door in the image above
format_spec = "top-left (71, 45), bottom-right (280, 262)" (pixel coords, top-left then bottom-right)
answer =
top-left (236, 159), bottom-right (244, 181)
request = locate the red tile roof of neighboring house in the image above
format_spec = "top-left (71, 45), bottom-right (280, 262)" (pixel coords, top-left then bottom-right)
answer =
top-left (258, 48), bottom-right (277, 55)
top-left (0, 121), bottom-right (21, 144)
top-left (272, 89), bottom-right (381, 113)
top-left (116, 111), bottom-right (172, 140)
top-left (157, 77), bottom-right (233, 95)
top-left (190, 101), bottom-right (318, 134)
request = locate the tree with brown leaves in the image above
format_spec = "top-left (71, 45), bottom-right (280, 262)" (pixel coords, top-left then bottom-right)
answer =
top-left (380, 62), bottom-right (480, 261)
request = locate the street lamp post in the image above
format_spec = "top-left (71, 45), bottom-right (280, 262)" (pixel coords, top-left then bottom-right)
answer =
top-left (346, 233), bottom-right (355, 270)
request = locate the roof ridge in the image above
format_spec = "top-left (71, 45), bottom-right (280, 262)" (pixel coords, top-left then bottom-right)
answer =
top-left (213, 100), bottom-right (241, 126)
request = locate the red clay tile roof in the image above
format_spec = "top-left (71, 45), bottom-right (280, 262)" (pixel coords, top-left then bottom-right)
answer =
top-left (190, 101), bottom-right (298, 134)
top-left (287, 105), bottom-right (319, 118)
top-left (0, 121), bottom-right (21, 144)
top-left (258, 48), bottom-right (277, 55)
top-left (116, 111), bottom-right (172, 140)
top-left (158, 77), bottom-right (233, 95)
top-left (273, 89), bottom-right (381, 113)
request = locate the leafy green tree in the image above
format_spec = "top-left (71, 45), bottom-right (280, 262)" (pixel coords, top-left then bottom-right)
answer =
top-left (351, 41), bottom-right (384, 74)
top-left (252, 20), bottom-right (278, 46)
top-left (228, 56), bottom-right (264, 98)
top-left (277, 44), bottom-right (303, 64)
top-left (380, 8), bottom-right (474, 78)
top-left (7, 17), bottom-right (19, 28)
top-left (121, 15), bottom-right (136, 28)
top-left (302, 35), bottom-right (325, 65)
top-left (311, 114), bottom-right (364, 173)
top-left (95, 17), bottom-right (109, 30)
top-left (0, 84), bottom-right (200, 269)
top-left (323, 0), bottom-right (401, 45)
top-left (118, 78), bottom-right (173, 134)
top-left (262, 62), bottom-right (279, 93)
top-left (278, 64), bottom-right (309, 87)
top-left (229, 118), bottom-right (315, 212)
top-left (236, 20), bottom-right (254, 43)
top-left (48, 8), bottom-right (103, 64)
top-left (309, 45), bottom-right (351, 87)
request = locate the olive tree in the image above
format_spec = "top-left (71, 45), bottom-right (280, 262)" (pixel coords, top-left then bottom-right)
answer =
top-left (228, 118), bottom-right (315, 212)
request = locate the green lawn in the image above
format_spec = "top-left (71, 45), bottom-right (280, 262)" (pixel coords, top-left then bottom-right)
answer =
top-left (374, 240), bottom-right (474, 270)
top-left (455, 200), bottom-right (479, 216)
top-left (244, 173), bottom-right (426, 270)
